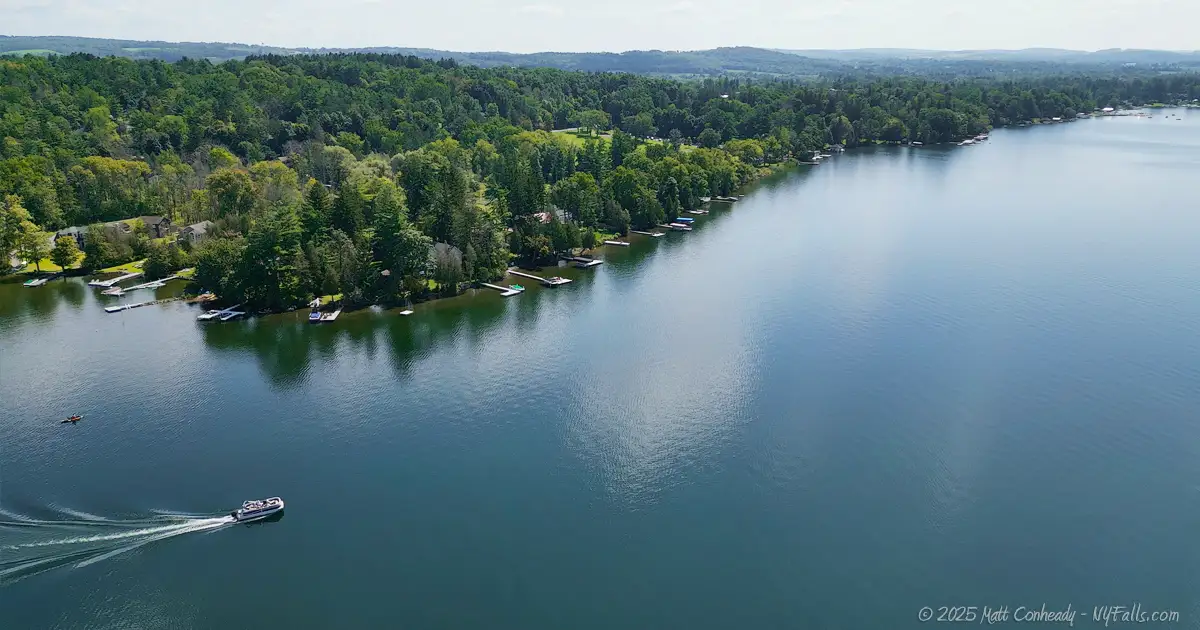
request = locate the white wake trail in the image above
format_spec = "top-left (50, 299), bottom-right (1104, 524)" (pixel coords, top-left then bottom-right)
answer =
top-left (0, 513), bottom-right (234, 583)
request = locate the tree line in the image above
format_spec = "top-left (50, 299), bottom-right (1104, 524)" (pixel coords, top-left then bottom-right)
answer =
top-left (2, 53), bottom-right (1198, 311)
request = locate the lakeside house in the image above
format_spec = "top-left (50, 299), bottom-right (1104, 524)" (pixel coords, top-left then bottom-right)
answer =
top-left (178, 220), bottom-right (214, 245)
top-left (54, 226), bottom-right (86, 248)
top-left (139, 215), bottom-right (172, 238)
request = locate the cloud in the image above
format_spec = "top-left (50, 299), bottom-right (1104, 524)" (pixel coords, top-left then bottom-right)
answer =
top-left (517, 4), bottom-right (565, 17)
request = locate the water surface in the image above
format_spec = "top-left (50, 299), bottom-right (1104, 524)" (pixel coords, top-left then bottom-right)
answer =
top-left (3, 111), bottom-right (1199, 628)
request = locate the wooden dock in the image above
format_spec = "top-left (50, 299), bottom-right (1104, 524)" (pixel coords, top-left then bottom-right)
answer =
top-left (658, 223), bottom-right (693, 232)
top-left (566, 257), bottom-right (603, 268)
top-left (482, 282), bottom-right (524, 297)
top-left (630, 230), bottom-right (665, 238)
top-left (603, 240), bottom-right (630, 247)
top-left (507, 269), bottom-right (572, 287)
top-left (88, 271), bottom-right (142, 288)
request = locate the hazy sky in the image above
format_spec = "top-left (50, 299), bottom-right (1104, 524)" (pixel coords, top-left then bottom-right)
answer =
top-left (2, 0), bottom-right (1196, 52)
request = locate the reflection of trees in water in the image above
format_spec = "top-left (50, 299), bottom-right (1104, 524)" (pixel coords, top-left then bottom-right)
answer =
top-left (201, 319), bottom-right (315, 389)
top-left (0, 278), bottom-right (90, 338)
top-left (383, 296), bottom-right (507, 380)
top-left (198, 295), bottom-right (512, 389)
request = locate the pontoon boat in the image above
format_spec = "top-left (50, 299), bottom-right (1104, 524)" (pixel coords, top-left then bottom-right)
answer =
top-left (232, 497), bottom-right (284, 522)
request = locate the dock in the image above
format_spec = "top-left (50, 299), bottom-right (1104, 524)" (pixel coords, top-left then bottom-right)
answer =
top-left (686, 209), bottom-right (709, 215)
top-left (658, 223), bottom-right (693, 232)
top-left (603, 240), bottom-right (630, 247)
top-left (118, 271), bottom-right (188, 293)
top-left (399, 309), bottom-right (414, 316)
top-left (482, 282), bottom-right (524, 297)
top-left (714, 196), bottom-right (739, 202)
top-left (88, 271), bottom-right (142, 288)
top-left (566, 257), bottom-right (603, 268)
top-left (318, 308), bottom-right (342, 322)
top-left (630, 230), bottom-right (665, 238)
top-left (104, 297), bottom-right (180, 314)
top-left (507, 268), bottom-right (572, 287)
top-left (197, 303), bottom-right (244, 321)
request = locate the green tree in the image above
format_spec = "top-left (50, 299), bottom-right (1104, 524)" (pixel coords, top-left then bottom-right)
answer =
top-left (550, 172), bottom-right (601, 227)
top-left (698, 128), bottom-right (722, 148)
top-left (193, 237), bottom-right (246, 298)
top-left (50, 235), bottom-right (81, 271)
top-left (17, 220), bottom-right (49, 272)
top-left (1, 195), bottom-right (33, 264)
top-left (205, 169), bottom-right (256, 217)
top-left (300, 179), bottom-right (332, 243)
top-left (622, 113), bottom-right (658, 139)
top-left (578, 110), bottom-right (610, 135)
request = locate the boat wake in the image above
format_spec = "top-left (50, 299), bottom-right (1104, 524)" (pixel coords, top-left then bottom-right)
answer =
top-left (0, 510), bottom-right (233, 584)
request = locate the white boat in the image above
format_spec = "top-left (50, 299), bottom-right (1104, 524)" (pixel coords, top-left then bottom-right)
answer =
top-left (231, 497), bottom-right (284, 522)
top-left (23, 277), bottom-right (49, 287)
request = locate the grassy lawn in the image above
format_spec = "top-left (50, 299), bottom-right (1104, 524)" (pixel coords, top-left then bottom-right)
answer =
top-left (99, 259), bottom-right (146, 274)
top-left (177, 267), bottom-right (196, 280)
top-left (19, 258), bottom-right (65, 273)
top-left (551, 129), bottom-right (612, 147)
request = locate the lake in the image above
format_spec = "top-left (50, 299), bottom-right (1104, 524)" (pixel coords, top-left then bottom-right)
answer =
top-left (3, 111), bottom-right (1199, 628)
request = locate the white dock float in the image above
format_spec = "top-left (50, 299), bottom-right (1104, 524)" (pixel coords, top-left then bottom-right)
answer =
top-left (88, 271), bottom-right (142, 288)
top-left (566, 257), bottom-right (603, 268)
top-left (603, 240), bottom-right (630, 247)
top-left (399, 309), bottom-right (415, 316)
top-left (104, 297), bottom-right (180, 314)
top-left (507, 269), bottom-right (572, 287)
top-left (630, 230), bottom-right (665, 238)
top-left (198, 303), bottom-right (244, 321)
top-left (318, 308), bottom-right (342, 322)
top-left (120, 271), bottom-right (187, 293)
top-left (105, 301), bottom-right (148, 313)
top-left (482, 283), bottom-right (524, 297)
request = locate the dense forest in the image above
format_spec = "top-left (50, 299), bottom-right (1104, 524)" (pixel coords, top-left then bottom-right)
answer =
top-left (2, 52), bottom-right (1198, 312)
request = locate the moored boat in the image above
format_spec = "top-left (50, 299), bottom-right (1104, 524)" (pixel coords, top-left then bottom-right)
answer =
top-left (232, 497), bottom-right (284, 522)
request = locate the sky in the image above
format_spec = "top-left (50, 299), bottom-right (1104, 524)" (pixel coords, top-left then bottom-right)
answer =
top-left (2, 0), bottom-right (1197, 53)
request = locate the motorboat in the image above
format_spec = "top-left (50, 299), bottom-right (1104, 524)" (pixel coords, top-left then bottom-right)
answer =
top-left (308, 309), bottom-right (322, 322)
top-left (509, 284), bottom-right (524, 291)
top-left (61, 415), bottom-right (83, 424)
top-left (232, 497), bottom-right (284, 522)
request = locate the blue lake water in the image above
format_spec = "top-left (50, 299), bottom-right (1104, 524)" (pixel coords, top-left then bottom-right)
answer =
top-left (2, 110), bottom-right (1199, 628)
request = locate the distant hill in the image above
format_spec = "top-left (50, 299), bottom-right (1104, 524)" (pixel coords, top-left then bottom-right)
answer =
top-left (0, 35), bottom-right (296, 61)
top-left (3, 35), bottom-right (1199, 76)
top-left (778, 47), bottom-right (1200, 65)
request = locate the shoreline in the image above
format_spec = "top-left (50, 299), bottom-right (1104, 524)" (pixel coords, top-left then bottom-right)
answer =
top-left (13, 104), bottom-right (1189, 318)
